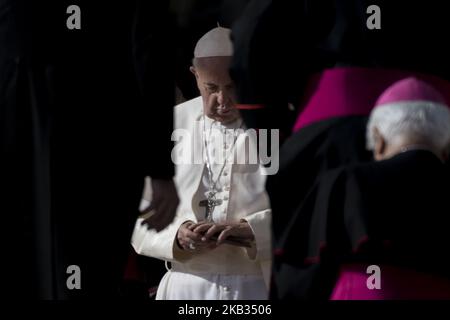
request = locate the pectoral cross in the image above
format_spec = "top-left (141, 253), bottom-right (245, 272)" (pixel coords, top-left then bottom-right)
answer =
top-left (199, 193), bottom-right (223, 222)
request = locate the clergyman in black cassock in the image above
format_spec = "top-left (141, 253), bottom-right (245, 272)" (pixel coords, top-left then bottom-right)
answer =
top-left (274, 150), bottom-right (450, 299)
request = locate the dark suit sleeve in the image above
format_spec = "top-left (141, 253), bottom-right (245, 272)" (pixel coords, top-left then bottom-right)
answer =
top-left (132, 0), bottom-right (176, 179)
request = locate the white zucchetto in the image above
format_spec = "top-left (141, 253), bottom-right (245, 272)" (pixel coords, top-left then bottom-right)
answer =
top-left (194, 27), bottom-right (233, 58)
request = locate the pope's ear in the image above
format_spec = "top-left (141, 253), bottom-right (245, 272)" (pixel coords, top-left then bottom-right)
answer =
top-left (190, 66), bottom-right (198, 78)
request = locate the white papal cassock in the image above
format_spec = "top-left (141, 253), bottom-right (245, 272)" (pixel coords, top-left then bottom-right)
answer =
top-left (131, 97), bottom-right (272, 300)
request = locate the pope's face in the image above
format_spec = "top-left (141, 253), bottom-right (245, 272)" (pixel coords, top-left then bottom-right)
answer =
top-left (190, 56), bottom-right (240, 124)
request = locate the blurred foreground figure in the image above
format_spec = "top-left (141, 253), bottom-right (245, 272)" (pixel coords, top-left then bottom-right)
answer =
top-left (0, 1), bottom-right (178, 299)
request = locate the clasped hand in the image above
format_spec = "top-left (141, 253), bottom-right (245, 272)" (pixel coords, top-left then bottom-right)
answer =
top-left (176, 220), bottom-right (254, 251)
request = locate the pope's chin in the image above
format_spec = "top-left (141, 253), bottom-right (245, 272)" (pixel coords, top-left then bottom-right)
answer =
top-left (216, 111), bottom-right (239, 124)
top-left (216, 115), bottom-right (237, 124)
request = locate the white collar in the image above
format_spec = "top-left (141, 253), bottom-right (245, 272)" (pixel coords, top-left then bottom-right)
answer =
top-left (204, 115), bottom-right (242, 130)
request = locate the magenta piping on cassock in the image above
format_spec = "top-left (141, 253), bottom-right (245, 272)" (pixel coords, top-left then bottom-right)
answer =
top-left (330, 263), bottom-right (450, 300)
top-left (293, 67), bottom-right (450, 132)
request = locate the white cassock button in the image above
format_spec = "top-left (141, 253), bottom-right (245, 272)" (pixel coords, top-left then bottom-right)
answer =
top-left (223, 172), bottom-right (228, 176)
top-left (224, 196), bottom-right (229, 201)
top-left (224, 186), bottom-right (230, 191)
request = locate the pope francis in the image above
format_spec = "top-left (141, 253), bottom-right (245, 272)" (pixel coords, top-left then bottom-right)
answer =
top-left (131, 27), bottom-right (271, 300)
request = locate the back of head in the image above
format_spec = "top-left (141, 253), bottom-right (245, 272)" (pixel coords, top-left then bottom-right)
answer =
top-left (367, 78), bottom-right (450, 160)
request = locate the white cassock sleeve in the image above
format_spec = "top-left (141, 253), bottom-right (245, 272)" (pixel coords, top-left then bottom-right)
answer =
top-left (131, 212), bottom-right (196, 263)
top-left (241, 209), bottom-right (272, 262)
top-left (131, 180), bottom-right (197, 263)
top-left (241, 208), bottom-right (272, 288)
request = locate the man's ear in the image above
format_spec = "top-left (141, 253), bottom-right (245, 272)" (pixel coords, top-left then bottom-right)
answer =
top-left (190, 66), bottom-right (198, 78)
top-left (373, 127), bottom-right (386, 161)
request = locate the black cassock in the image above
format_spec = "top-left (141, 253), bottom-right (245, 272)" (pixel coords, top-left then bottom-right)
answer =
top-left (273, 150), bottom-right (450, 299)
top-left (0, 1), bottom-right (175, 299)
top-left (266, 116), bottom-right (372, 299)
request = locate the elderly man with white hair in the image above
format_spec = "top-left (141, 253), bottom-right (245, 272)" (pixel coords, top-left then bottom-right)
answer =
top-left (275, 77), bottom-right (450, 300)
top-left (367, 77), bottom-right (450, 162)
top-left (131, 27), bottom-right (271, 300)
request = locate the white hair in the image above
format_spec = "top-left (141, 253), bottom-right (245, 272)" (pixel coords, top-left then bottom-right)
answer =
top-left (366, 101), bottom-right (450, 151)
